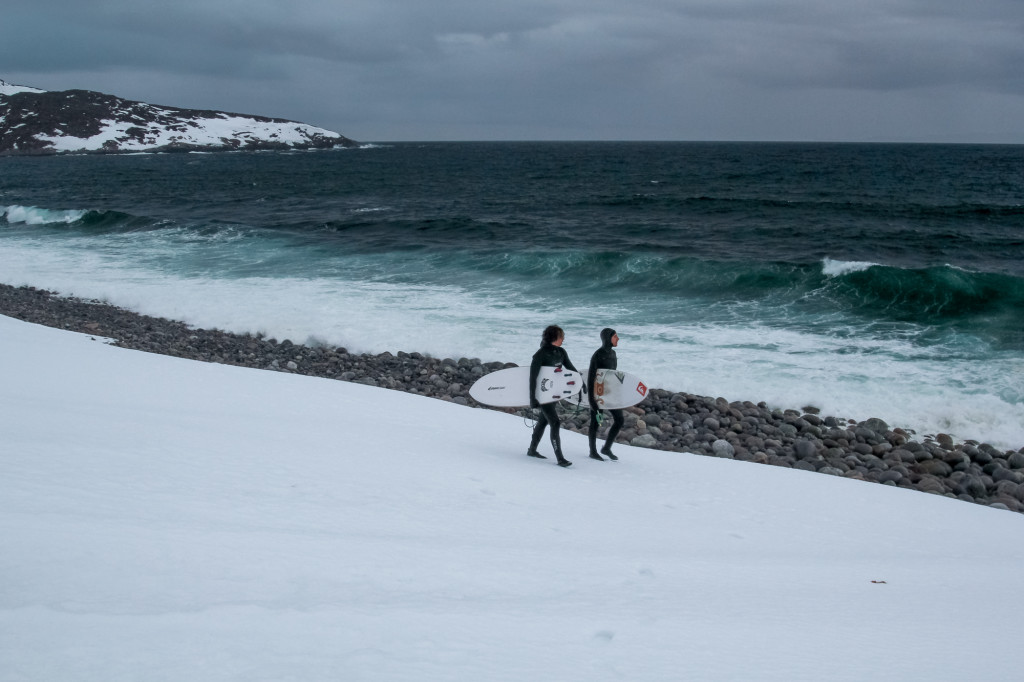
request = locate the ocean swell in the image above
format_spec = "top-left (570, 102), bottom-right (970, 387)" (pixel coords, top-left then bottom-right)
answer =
top-left (821, 261), bottom-right (1024, 345)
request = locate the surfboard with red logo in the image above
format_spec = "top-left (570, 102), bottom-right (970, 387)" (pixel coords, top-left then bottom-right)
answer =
top-left (469, 365), bottom-right (582, 407)
top-left (592, 369), bottom-right (649, 409)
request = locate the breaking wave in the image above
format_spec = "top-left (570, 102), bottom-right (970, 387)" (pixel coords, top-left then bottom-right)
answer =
top-left (2, 204), bottom-right (89, 225)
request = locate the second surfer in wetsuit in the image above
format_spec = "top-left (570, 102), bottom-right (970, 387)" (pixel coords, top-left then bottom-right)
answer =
top-left (527, 325), bottom-right (580, 468)
top-left (588, 327), bottom-right (625, 461)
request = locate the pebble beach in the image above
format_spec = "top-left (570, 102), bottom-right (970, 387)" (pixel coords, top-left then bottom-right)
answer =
top-left (4, 282), bottom-right (1023, 515)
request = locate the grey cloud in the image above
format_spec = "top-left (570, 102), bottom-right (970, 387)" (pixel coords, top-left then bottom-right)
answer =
top-left (3, 0), bottom-right (1023, 141)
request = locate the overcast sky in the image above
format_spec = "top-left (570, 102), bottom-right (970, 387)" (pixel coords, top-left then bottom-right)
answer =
top-left (4, 0), bottom-right (1024, 142)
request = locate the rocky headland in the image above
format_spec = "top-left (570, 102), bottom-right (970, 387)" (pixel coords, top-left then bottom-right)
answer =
top-left (3, 283), bottom-right (1022, 514)
top-left (0, 79), bottom-right (358, 155)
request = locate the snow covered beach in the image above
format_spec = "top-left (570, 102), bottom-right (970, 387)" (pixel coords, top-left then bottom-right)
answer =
top-left (3, 284), bottom-right (1023, 516)
top-left (2, 287), bottom-right (1024, 681)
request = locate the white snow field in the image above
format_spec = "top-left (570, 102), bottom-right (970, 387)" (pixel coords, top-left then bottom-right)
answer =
top-left (1, 313), bottom-right (1022, 682)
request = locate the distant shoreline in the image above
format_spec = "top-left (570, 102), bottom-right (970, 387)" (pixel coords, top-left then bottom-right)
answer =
top-left (2, 281), bottom-right (1023, 514)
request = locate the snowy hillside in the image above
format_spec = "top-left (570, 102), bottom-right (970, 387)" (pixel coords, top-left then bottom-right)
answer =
top-left (1, 313), bottom-right (1022, 681)
top-left (0, 79), bottom-right (357, 155)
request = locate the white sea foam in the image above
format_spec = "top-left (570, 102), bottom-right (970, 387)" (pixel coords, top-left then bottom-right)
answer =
top-left (822, 258), bottom-right (879, 277)
top-left (2, 204), bottom-right (88, 225)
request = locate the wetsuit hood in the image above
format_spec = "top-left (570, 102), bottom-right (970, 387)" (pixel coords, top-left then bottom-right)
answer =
top-left (600, 327), bottom-right (617, 347)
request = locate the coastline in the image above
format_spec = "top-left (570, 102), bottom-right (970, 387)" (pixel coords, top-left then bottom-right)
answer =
top-left (3, 282), bottom-right (1023, 514)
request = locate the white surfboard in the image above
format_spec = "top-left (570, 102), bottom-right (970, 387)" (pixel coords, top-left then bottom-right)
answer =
top-left (592, 368), bottom-right (649, 409)
top-left (469, 365), bottom-right (582, 407)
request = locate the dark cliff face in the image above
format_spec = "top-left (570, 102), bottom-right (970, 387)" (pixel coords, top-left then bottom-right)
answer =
top-left (0, 88), bottom-right (358, 155)
top-left (1, 90), bottom-right (111, 153)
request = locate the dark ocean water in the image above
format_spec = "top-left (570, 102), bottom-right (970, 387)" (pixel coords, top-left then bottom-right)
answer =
top-left (1, 142), bottom-right (1022, 446)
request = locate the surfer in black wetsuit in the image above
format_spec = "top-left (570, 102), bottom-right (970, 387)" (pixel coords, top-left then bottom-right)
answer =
top-left (588, 327), bottom-right (624, 461)
top-left (527, 325), bottom-right (580, 468)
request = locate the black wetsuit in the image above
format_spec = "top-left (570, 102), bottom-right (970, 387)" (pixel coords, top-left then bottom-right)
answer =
top-left (528, 342), bottom-right (580, 464)
top-left (588, 328), bottom-right (625, 457)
